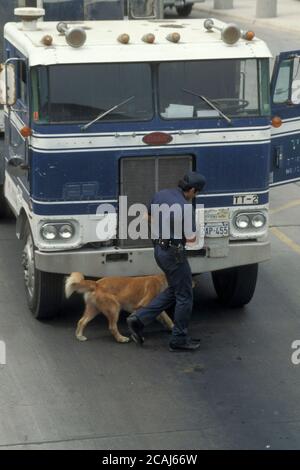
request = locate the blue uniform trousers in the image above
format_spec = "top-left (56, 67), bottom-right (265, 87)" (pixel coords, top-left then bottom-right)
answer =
top-left (136, 245), bottom-right (193, 344)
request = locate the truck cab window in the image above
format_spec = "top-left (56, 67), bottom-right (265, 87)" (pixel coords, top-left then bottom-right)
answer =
top-left (33, 63), bottom-right (153, 124)
top-left (158, 59), bottom-right (269, 119)
top-left (273, 56), bottom-right (300, 105)
top-left (273, 59), bottom-right (292, 104)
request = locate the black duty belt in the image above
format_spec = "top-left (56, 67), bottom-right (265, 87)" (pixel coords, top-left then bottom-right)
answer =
top-left (153, 239), bottom-right (185, 249)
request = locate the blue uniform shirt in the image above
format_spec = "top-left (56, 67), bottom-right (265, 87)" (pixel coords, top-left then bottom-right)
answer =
top-left (148, 187), bottom-right (196, 244)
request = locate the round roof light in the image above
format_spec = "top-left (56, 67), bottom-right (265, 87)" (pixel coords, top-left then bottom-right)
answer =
top-left (142, 33), bottom-right (155, 44)
top-left (243, 30), bottom-right (255, 41)
top-left (166, 32), bottom-right (181, 43)
top-left (41, 35), bottom-right (53, 46)
top-left (118, 33), bottom-right (130, 44)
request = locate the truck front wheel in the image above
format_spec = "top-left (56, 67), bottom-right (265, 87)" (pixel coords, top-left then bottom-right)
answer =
top-left (176, 3), bottom-right (193, 17)
top-left (22, 225), bottom-right (64, 319)
top-left (212, 263), bottom-right (258, 308)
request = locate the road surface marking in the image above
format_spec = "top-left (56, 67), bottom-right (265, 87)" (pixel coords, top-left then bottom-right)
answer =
top-left (270, 199), bottom-right (300, 215)
top-left (270, 198), bottom-right (300, 254)
top-left (270, 227), bottom-right (300, 255)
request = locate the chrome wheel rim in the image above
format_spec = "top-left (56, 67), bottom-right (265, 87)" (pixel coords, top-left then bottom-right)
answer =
top-left (22, 234), bottom-right (35, 301)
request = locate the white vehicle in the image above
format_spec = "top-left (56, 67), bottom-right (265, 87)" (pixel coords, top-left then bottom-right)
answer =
top-left (164, 0), bottom-right (204, 18)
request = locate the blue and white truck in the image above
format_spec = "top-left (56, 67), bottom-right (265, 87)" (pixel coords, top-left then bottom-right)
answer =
top-left (0, 0), bottom-right (299, 319)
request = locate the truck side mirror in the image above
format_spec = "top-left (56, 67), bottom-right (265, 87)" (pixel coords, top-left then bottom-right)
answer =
top-left (0, 63), bottom-right (17, 106)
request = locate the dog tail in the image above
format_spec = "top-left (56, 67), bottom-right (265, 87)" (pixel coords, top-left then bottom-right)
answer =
top-left (65, 272), bottom-right (97, 298)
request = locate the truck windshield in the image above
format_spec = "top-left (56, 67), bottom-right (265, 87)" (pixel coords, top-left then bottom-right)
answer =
top-left (31, 59), bottom-right (270, 124)
top-left (32, 63), bottom-right (153, 123)
top-left (158, 59), bottom-right (270, 119)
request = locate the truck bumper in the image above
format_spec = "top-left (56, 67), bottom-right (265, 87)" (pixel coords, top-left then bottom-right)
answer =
top-left (35, 240), bottom-right (271, 277)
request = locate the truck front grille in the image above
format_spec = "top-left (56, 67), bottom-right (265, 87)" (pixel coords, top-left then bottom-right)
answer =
top-left (119, 155), bottom-right (193, 248)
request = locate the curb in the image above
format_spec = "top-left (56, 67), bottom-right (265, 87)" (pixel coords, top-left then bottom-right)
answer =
top-left (193, 4), bottom-right (300, 35)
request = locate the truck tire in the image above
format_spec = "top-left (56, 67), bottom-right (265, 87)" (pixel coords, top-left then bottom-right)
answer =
top-left (212, 263), bottom-right (258, 308)
top-left (22, 223), bottom-right (64, 319)
top-left (176, 3), bottom-right (193, 17)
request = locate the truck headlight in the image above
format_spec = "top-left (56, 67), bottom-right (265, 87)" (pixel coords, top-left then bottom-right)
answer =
top-left (234, 211), bottom-right (267, 231)
top-left (58, 224), bottom-right (74, 239)
top-left (251, 213), bottom-right (266, 229)
top-left (235, 214), bottom-right (250, 229)
top-left (41, 224), bottom-right (58, 240)
top-left (40, 222), bottom-right (75, 241)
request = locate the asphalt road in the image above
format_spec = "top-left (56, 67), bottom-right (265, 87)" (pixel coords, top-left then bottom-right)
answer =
top-left (1, 11), bottom-right (300, 451)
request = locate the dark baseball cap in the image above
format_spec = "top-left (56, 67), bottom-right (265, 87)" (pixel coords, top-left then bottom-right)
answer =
top-left (182, 171), bottom-right (206, 191)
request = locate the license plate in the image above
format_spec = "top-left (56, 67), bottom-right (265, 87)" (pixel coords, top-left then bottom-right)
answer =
top-left (204, 222), bottom-right (229, 238)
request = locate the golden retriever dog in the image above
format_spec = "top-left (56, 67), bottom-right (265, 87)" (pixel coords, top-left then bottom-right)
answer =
top-left (65, 273), bottom-right (174, 343)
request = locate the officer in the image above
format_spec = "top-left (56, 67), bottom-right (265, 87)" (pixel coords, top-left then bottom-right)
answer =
top-left (127, 171), bottom-right (206, 352)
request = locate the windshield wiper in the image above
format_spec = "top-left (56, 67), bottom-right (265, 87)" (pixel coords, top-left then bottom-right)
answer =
top-left (182, 88), bottom-right (232, 125)
top-left (81, 95), bottom-right (135, 131)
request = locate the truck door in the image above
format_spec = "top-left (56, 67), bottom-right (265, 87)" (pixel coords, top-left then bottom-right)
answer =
top-left (270, 50), bottom-right (300, 186)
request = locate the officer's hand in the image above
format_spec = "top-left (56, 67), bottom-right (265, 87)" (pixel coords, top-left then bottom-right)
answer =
top-left (186, 235), bottom-right (197, 244)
